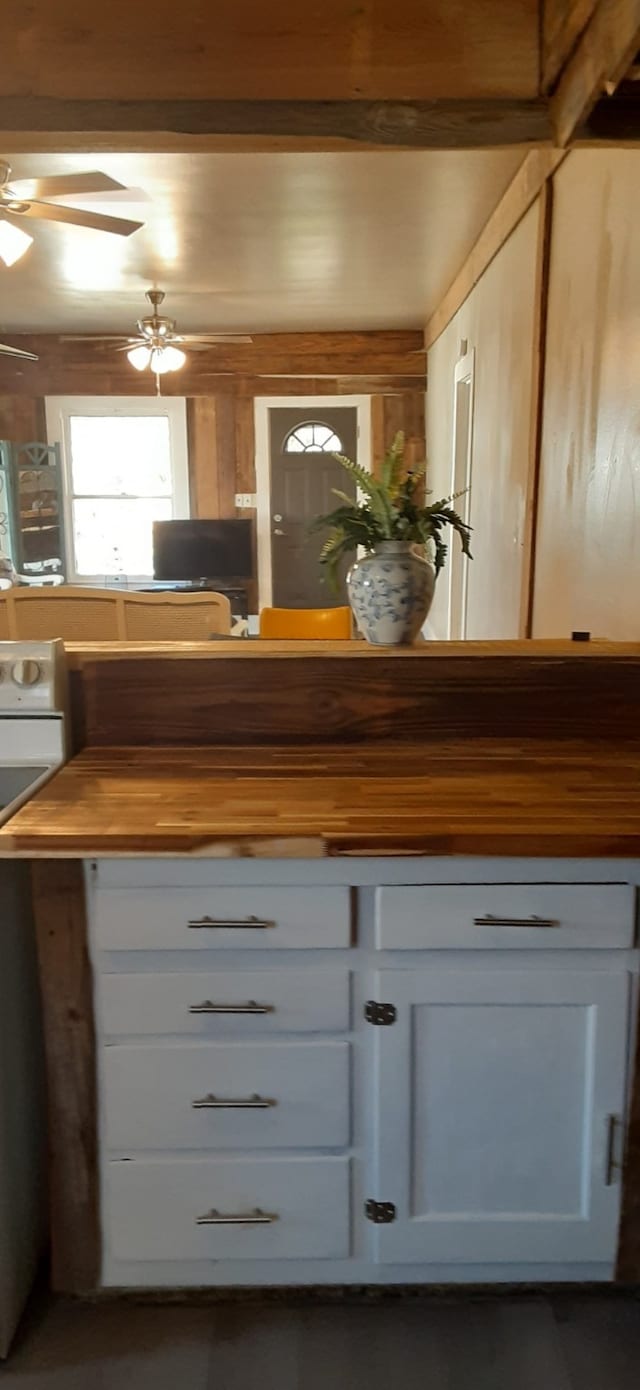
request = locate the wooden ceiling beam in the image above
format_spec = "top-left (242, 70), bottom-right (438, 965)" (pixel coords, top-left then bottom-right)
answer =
top-left (550, 0), bottom-right (640, 145)
top-left (542, 1), bottom-right (599, 91)
top-left (0, 331), bottom-right (426, 398)
top-left (0, 333), bottom-right (425, 382)
top-left (0, 98), bottom-right (551, 153)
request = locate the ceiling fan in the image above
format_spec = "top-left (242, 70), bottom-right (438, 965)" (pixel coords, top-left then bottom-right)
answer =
top-left (0, 339), bottom-right (38, 361)
top-left (64, 289), bottom-right (253, 376)
top-left (0, 162), bottom-right (144, 265)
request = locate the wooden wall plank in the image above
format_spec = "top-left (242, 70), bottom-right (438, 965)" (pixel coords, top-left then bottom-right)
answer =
top-left (30, 860), bottom-right (98, 1294)
top-left (370, 393), bottom-right (426, 479)
top-left (77, 649), bottom-right (640, 748)
top-left (425, 149), bottom-right (566, 349)
top-left (0, 3), bottom-right (540, 103)
top-left (0, 396), bottom-right (46, 442)
top-left (186, 398), bottom-right (219, 517)
top-left (550, 0), bottom-right (640, 145)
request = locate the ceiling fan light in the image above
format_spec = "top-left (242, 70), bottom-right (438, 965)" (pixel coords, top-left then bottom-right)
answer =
top-left (152, 344), bottom-right (186, 373)
top-left (127, 344), bottom-right (151, 370)
top-left (0, 217), bottom-right (34, 267)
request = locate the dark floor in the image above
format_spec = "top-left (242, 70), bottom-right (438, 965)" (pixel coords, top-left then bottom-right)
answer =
top-left (2, 1292), bottom-right (640, 1387)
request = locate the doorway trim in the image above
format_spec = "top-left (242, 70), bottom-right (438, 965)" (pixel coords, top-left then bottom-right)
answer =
top-left (254, 395), bottom-right (372, 609)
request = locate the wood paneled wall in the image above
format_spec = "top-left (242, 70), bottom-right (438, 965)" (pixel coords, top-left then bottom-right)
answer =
top-left (532, 150), bottom-right (640, 641)
top-left (426, 199), bottom-right (545, 641)
top-left (0, 396), bottom-right (45, 443)
top-left (0, 331), bottom-right (425, 612)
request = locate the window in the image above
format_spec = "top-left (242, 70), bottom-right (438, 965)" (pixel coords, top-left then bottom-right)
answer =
top-left (46, 398), bottom-right (189, 580)
top-left (284, 422), bottom-right (343, 453)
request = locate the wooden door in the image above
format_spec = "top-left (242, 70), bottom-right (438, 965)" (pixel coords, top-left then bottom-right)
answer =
top-left (269, 407), bottom-right (358, 608)
top-left (370, 967), bottom-right (629, 1266)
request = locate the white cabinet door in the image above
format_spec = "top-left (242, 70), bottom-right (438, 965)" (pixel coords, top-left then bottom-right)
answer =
top-left (370, 968), bottom-right (629, 1265)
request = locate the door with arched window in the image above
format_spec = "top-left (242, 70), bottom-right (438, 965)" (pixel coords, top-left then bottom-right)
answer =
top-left (269, 405), bottom-right (358, 607)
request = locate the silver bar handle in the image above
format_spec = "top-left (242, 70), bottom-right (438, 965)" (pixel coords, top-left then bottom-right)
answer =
top-left (605, 1114), bottom-right (624, 1186)
top-left (192, 1093), bottom-right (277, 1110)
top-left (196, 1207), bottom-right (278, 1226)
top-left (189, 1000), bottom-right (275, 1016)
top-left (187, 915), bottom-right (274, 930)
top-left (473, 914), bottom-right (560, 929)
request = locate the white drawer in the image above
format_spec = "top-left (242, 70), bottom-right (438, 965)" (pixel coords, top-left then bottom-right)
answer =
top-left (93, 887), bottom-right (351, 951)
top-left (375, 883), bottom-right (636, 950)
top-left (98, 970), bottom-right (351, 1038)
top-left (105, 1156), bottom-right (350, 1260)
top-left (102, 1041), bottom-right (350, 1151)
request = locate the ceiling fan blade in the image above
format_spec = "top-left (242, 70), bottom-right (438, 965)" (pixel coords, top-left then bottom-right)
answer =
top-left (0, 342), bottom-right (39, 361)
top-left (175, 334), bottom-right (254, 345)
top-left (60, 334), bottom-right (135, 342)
top-left (8, 200), bottom-right (143, 237)
top-left (7, 172), bottom-right (127, 200)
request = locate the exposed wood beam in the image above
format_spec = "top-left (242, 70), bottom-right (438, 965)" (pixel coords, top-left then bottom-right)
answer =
top-left (425, 149), bottom-right (566, 350)
top-left (550, 0), bottom-right (640, 146)
top-left (0, 372), bottom-right (425, 399)
top-left (542, 1), bottom-right (599, 91)
top-left (0, 332), bottom-right (425, 397)
top-left (0, 97), bottom-right (551, 152)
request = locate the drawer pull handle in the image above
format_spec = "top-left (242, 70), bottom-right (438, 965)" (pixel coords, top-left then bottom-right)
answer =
top-left (196, 1207), bottom-right (279, 1226)
top-left (189, 1000), bottom-right (275, 1016)
top-left (472, 914), bottom-right (560, 929)
top-left (192, 1092), bottom-right (277, 1110)
top-left (187, 915), bottom-right (274, 930)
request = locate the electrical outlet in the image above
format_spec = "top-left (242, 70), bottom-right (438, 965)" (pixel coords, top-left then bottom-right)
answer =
top-left (235, 493), bottom-right (255, 509)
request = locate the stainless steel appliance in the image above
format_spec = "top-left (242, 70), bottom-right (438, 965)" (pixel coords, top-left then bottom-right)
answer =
top-left (0, 640), bottom-right (67, 1355)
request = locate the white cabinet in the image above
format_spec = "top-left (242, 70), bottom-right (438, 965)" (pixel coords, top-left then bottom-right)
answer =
top-left (88, 860), bottom-right (638, 1287)
top-left (370, 967), bottom-right (630, 1266)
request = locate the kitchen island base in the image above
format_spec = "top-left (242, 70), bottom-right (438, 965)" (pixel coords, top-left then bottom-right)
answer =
top-left (33, 855), bottom-right (640, 1294)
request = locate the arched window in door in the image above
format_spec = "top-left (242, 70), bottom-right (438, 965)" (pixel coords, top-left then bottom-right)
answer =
top-left (283, 422), bottom-right (343, 453)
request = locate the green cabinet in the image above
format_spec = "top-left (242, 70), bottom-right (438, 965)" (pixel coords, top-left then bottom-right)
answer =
top-left (0, 440), bottom-right (66, 579)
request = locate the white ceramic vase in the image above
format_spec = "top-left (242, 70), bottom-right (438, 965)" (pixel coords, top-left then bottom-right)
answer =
top-left (346, 540), bottom-right (435, 645)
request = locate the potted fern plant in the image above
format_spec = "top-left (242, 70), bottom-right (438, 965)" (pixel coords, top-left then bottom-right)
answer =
top-left (313, 432), bottom-right (472, 645)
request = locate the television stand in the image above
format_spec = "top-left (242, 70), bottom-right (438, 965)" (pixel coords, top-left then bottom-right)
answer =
top-left (136, 579), bottom-right (249, 620)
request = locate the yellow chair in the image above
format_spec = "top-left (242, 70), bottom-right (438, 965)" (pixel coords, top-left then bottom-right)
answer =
top-left (259, 606), bottom-right (352, 639)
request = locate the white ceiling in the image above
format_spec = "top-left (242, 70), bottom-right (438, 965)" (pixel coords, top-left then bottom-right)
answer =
top-left (0, 149), bottom-right (524, 334)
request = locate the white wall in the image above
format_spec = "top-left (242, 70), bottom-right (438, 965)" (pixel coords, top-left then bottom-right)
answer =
top-left (426, 199), bottom-right (543, 639)
top-left (532, 150), bottom-right (640, 640)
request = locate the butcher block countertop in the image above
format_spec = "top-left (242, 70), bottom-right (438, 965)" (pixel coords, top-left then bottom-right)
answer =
top-left (3, 740), bottom-right (640, 858)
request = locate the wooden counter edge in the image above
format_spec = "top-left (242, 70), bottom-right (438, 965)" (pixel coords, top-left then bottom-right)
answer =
top-left (63, 639), bottom-right (640, 667)
top-left (31, 860), bottom-right (99, 1294)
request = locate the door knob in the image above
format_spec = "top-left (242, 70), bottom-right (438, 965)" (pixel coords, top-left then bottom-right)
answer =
top-left (273, 514), bottom-right (283, 522)
top-left (273, 528), bottom-right (284, 536)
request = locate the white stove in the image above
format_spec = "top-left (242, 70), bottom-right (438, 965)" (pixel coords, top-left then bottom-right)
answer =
top-left (0, 640), bottom-right (68, 826)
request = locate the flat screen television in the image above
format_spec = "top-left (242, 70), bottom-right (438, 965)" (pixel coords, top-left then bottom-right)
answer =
top-left (153, 519), bottom-right (253, 581)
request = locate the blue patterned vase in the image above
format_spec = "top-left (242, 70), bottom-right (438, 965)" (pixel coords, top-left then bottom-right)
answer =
top-left (347, 541), bottom-right (435, 645)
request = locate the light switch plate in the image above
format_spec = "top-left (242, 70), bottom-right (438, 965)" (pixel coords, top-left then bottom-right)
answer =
top-left (235, 493), bottom-right (256, 509)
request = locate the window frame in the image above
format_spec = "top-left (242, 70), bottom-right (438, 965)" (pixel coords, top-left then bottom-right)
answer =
top-left (45, 396), bottom-right (190, 583)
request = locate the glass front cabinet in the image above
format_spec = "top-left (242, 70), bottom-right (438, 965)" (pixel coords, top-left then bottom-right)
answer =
top-left (0, 440), bottom-right (66, 579)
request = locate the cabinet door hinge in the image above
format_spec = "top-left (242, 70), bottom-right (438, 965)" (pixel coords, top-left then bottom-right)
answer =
top-left (365, 1199), bottom-right (397, 1224)
top-left (364, 1000), bottom-right (397, 1025)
